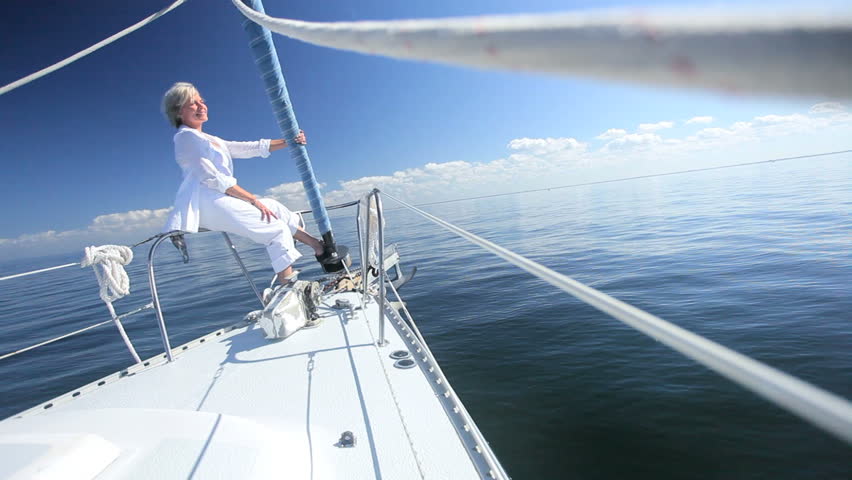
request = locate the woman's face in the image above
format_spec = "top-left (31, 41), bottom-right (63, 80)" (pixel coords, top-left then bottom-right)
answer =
top-left (179, 93), bottom-right (208, 129)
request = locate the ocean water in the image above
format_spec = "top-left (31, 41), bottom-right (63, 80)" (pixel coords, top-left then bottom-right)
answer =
top-left (1, 156), bottom-right (850, 479)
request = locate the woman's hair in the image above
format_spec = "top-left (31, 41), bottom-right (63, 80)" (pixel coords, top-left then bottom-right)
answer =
top-left (161, 82), bottom-right (198, 128)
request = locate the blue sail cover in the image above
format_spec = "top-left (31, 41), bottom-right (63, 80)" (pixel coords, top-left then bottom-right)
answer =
top-left (239, 0), bottom-right (331, 235)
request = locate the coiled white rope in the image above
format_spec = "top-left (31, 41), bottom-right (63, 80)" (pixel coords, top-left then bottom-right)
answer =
top-left (0, 0), bottom-right (189, 96)
top-left (81, 245), bottom-right (133, 303)
top-left (380, 192), bottom-right (852, 446)
top-left (80, 245), bottom-right (141, 363)
top-left (232, 1), bottom-right (852, 98)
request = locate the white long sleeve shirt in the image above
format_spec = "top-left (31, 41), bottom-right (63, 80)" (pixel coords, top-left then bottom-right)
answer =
top-left (163, 125), bottom-right (271, 232)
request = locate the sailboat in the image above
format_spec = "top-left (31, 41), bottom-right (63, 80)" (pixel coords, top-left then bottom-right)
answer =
top-left (0, 1), bottom-right (850, 478)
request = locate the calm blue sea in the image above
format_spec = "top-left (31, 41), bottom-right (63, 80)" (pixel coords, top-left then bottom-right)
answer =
top-left (1, 156), bottom-right (850, 479)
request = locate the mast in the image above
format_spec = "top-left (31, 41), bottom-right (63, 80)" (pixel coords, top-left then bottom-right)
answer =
top-left (239, 0), bottom-right (350, 272)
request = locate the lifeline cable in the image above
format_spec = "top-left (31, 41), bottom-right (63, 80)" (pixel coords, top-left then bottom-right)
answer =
top-left (0, 303), bottom-right (152, 362)
top-left (0, 0), bottom-right (189, 96)
top-left (232, 1), bottom-right (852, 98)
top-left (0, 262), bottom-right (79, 281)
top-left (0, 232), bottom-right (169, 281)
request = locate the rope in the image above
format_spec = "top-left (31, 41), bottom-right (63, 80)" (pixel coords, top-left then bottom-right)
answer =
top-left (0, 0), bottom-right (189, 96)
top-left (81, 245), bottom-right (133, 303)
top-left (80, 245), bottom-right (141, 363)
top-left (380, 191), bottom-right (852, 446)
top-left (231, 1), bottom-right (852, 98)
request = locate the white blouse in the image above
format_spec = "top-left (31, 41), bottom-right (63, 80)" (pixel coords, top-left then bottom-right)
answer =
top-left (163, 125), bottom-right (271, 232)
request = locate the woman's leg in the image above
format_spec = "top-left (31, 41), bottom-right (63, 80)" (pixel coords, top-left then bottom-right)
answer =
top-left (294, 228), bottom-right (324, 256)
top-left (198, 192), bottom-right (302, 275)
top-left (276, 265), bottom-right (298, 284)
top-left (258, 199), bottom-right (325, 256)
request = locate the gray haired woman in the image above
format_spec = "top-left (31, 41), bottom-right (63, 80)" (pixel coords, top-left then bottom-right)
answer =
top-left (161, 82), bottom-right (323, 285)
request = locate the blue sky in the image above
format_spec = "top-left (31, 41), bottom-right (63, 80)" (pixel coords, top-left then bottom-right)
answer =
top-left (0, 0), bottom-right (850, 261)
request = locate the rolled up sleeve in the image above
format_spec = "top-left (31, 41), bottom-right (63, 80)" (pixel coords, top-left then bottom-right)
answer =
top-left (175, 130), bottom-right (237, 193)
top-left (223, 139), bottom-right (271, 159)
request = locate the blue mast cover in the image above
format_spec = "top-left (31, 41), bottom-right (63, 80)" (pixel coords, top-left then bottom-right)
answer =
top-left (239, 0), bottom-right (332, 235)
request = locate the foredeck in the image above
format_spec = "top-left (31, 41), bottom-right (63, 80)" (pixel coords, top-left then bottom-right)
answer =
top-left (0, 291), bottom-right (488, 479)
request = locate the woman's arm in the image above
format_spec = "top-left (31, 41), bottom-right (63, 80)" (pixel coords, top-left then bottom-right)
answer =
top-left (226, 130), bottom-right (306, 158)
top-left (220, 131), bottom-right (308, 223)
top-left (225, 184), bottom-right (278, 223)
top-left (269, 130), bottom-right (307, 152)
top-left (268, 139), bottom-right (287, 152)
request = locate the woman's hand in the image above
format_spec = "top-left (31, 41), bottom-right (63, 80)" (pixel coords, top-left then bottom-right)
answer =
top-left (293, 130), bottom-right (306, 145)
top-left (269, 130), bottom-right (306, 152)
top-left (253, 199), bottom-right (278, 223)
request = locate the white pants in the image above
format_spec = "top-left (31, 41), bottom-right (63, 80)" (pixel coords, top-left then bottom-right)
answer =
top-left (198, 189), bottom-right (303, 273)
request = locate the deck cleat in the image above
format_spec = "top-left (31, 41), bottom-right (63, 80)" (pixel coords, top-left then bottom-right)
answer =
top-left (336, 431), bottom-right (356, 448)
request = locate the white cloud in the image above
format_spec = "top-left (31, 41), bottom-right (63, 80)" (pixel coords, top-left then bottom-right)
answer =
top-left (601, 133), bottom-right (663, 152)
top-left (596, 128), bottom-right (627, 140)
top-left (638, 121), bottom-right (674, 132)
top-left (696, 121), bottom-right (753, 139)
top-left (0, 208), bottom-right (172, 257)
top-left (686, 116), bottom-right (714, 124)
top-left (272, 137), bottom-right (590, 208)
top-left (90, 208), bottom-right (171, 233)
top-left (264, 181), bottom-right (320, 211)
top-left (507, 137), bottom-right (584, 155)
top-left (809, 102), bottom-right (846, 114)
top-left (754, 114), bottom-right (810, 124)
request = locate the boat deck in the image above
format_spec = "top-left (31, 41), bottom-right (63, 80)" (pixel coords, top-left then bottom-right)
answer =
top-left (0, 291), bottom-right (486, 479)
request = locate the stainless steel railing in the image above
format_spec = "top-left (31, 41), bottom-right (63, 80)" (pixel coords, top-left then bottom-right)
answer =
top-left (146, 230), bottom-right (268, 362)
top-left (0, 198), bottom-right (375, 364)
top-left (358, 190), bottom-right (388, 346)
top-left (147, 199), bottom-right (363, 362)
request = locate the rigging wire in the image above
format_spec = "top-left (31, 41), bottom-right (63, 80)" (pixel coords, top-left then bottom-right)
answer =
top-left (380, 191), bottom-right (852, 446)
top-left (0, 0), bottom-right (189, 96)
top-left (404, 149), bottom-right (852, 209)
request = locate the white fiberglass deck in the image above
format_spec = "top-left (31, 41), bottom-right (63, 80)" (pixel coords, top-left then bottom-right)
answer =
top-left (0, 291), bottom-right (488, 479)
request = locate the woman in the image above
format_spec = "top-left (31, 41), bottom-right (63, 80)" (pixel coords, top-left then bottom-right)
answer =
top-left (161, 82), bottom-right (324, 285)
